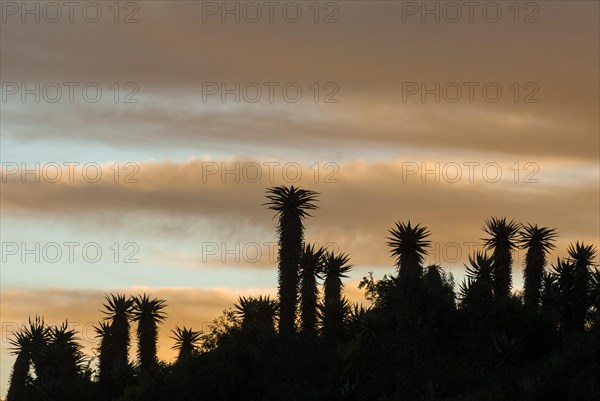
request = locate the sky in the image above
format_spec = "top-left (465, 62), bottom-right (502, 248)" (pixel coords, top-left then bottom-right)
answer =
top-left (1, 0), bottom-right (599, 396)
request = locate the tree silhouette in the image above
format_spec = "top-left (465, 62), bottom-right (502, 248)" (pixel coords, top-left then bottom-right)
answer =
top-left (101, 294), bottom-right (133, 369)
top-left (590, 267), bottom-right (600, 330)
top-left (48, 322), bottom-right (84, 377)
top-left (590, 267), bottom-right (600, 387)
top-left (234, 295), bottom-right (278, 335)
top-left (132, 294), bottom-right (167, 376)
top-left (567, 242), bottom-right (597, 331)
top-left (482, 217), bottom-right (520, 300)
top-left (94, 321), bottom-right (113, 401)
top-left (6, 317), bottom-right (48, 401)
top-left (22, 317), bottom-right (51, 388)
top-left (299, 243), bottom-right (326, 337)
top-left (6, 318), bottom-right (86, 401)
top-left (552, 257), bottom-right (576, 333)
top-left (5, 207), bottom-right (600, 401)
top-left (387, 221), bottom-right (431, 401)
top-left (7, 330), bottom-right (30, 401)
top-left (95, 294), bottom-right (134, 400)
top-left (322, 251), bottom-right (352, 342)
top-left (421, 264), bottom-right (456, 320)
top-left (171, 326), bottom-right (202, 364)
top-left (264, 185), bottom-right (319, 337)
top-left (519, 224), bottom-right (558, 308)
top-left (460, 251), bottom-right (494, 369)
top-left (539, 270), bottom-right (562, 330)
top-left (36, 322), bottom-right (85, 400)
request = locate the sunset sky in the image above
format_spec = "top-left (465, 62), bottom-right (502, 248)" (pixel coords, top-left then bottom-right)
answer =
top-left (1, 1), bottom-right (599, 395)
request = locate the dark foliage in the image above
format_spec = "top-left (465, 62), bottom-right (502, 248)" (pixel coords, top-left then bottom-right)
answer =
top-left (264, 185), bottom-right (319, 338)
top-left (7, 191), bottom-right (599, 401)
top-left (519, 224), bottom-right (557, 307)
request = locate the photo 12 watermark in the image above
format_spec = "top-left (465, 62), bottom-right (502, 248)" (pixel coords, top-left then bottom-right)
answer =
top-left (1, 162), bottom-right (140, 184)
top-left (200, 81), bottom-right (339, 103)
top-left (1, 242), bottom-right (140, 264)
top-left (201, 161), bottom-right (340, 184)
top-left (1, 1), bottom-right (141, 24)
top-left (1, 81), bottom-right (140, 104)
top-left (400, 161), bottom-right (540, 184)
top-left (400, 1), bottom-right (540, 24)
top-left (199, 1), bottom-right (340, 23)
top-left (401, 81), bottom-right (539, 104)
top-left (1, 321), bottom-right (100, 344)
top-left (200, 241), bottom-right (339, 264)
top-left (429, 241), bottom-right (528, 265)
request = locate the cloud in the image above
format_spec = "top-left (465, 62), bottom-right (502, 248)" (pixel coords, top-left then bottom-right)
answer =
top-left (3, 93), bottom-right (598, 162)
top-left (2, 158), bottom-right (598, 267)
top-left (1, 2), bottom-right (598, 161)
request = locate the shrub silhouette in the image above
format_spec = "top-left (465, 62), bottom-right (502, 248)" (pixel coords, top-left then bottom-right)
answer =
top-left (6, 187), bottom-right (600, 401)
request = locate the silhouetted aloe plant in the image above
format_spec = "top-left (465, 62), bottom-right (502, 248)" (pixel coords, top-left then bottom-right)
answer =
top-left (387, 221), bottom-right (430, 401)
top-left (264, 185), bottom-right (319, 337)
top-left (322, 251), bottom-right (352, 342)
top-left (234, 295), bottom-right (278, 335)
top-left (482, 217), bottom-right (520, 300)
top-left (101, 294), bottom-right (133, 369)
top-left (171, 326), bottom-right (202, 364)
top-left (462, 251), bottom-right (495, 369)
top-left (299, 243), bottom-right (326, 337)
top-left (95, 293), bottom-right (134, 400)
top-left (551, 256), bottom-right (579, 342)
top-left (519, 224), bottom-right (557, 307)
top-left (567, 242), bottom-right (597, 331)
top-left (6, 318), bottom-right (47, 401)
top-left (6, 210), bottom-right (600, 401)
top-left (132, 294), bottom-right (167, 376)
top-left (590, 267), bottom-right (600, 330)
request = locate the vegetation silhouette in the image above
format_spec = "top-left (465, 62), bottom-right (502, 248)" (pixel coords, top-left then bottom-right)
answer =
top-left (482, 217), bottom-right (520, 300)
top-left (170, 326), bottom-right (202, 365)
top-left (264, 185), bottom-right (319, 339)
top-left (519, 224), bottom-right (557, 308)
top-left (6, 185), bottom-right (600, 401)
top-left (299, 244), bottom-right (325, 338)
